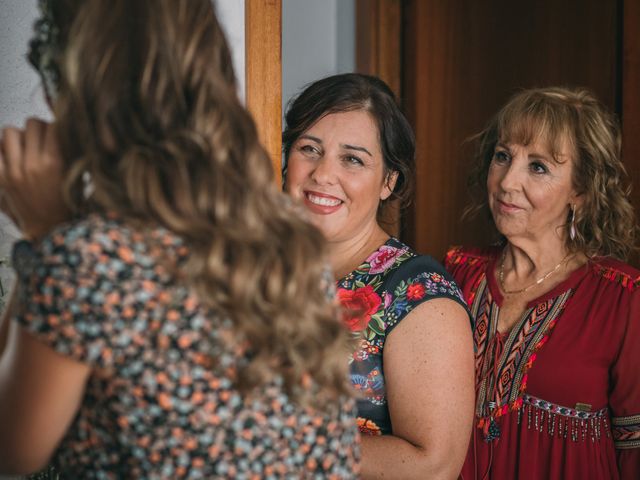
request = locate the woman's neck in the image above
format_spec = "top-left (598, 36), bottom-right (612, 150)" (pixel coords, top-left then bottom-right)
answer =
top-left (329, 224), bottom-right (390, 280)
top-left (503, 241), bottom-right (567, 278)
top-left (499, 239), bottom-right (586, 295)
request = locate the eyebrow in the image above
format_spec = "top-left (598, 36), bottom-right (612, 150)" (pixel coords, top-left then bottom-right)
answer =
top-left (299, 134), bottom-right (322, 144)
top-left (341, 144), bottom-right (373, 157)
top-left (496, 142), bottom-right (552, 162)
top-left (298, 134), bottom-right (373, 157)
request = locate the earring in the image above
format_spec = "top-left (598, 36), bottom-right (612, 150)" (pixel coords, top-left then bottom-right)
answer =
top-left (569, 204), bottom-right (576, 241)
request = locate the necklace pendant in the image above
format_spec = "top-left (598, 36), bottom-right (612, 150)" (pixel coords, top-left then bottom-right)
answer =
top-left (484, 417), bottom-right (501, 442)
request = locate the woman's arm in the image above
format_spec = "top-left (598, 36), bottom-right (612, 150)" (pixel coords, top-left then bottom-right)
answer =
top-left (0, 119), bottom-right (86, 475)
top-left (360, 298), bottom-right (474, 479)
top-left (0, 298), bottom-right (90, 475)
top-left (612, 288), bottom-right (640, 477)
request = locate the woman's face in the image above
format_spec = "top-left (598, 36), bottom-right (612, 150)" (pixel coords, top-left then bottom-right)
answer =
top-left (486, 136), bottom-right (581, 245)
top-left (285, 110), bottom-right (395, 243)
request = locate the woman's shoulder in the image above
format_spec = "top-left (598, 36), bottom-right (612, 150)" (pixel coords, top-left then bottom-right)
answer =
top-left (41, 213), bottom-right (127, 250)
top-left (382, 245), bottom-right (466, 304)
top-left (444, 245), bottom-right (500, 271)
top-left (588, 256), bottom-right (640, 292)
top-left (40, 212), bottom-right (183, 258)
top-left (381, 239), bottom-right (455, 280)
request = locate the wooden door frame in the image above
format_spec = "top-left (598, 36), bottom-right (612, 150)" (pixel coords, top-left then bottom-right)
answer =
top-left (358, 0), bottom-right (640, 263)
top-left (245, 0), bottom-right (282, 184)
top-left (356, 0), bottom-right (403, 236)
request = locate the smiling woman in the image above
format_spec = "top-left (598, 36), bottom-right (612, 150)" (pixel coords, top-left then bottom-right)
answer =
top-left (286, 110), bottom-right (393, 251)
top-left (284, 73), bottom-right (475, 479)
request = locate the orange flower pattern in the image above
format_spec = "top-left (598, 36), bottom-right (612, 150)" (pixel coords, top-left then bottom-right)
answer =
top-left (356, 417), bottom-right (382, 436)
top-left (14, 214), bottom-right (360, 478)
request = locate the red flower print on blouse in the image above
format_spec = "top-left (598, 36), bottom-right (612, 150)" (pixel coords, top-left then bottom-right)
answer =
top-left (337, 285), bottom-right (382, 332)
top-left (406, 282), bottom-right (426, 301)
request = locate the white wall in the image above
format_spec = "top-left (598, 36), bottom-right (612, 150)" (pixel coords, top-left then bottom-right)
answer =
top-left (0, 1), bottom-right (38, 297)
top-left (0, 0), bottom-right (245, 126)
top-left (215, 0), bottom-right (245, 99)
top-left (0, 0), bottom-right (246, 312)
top-left (282, 0), bottom-right (355, 112)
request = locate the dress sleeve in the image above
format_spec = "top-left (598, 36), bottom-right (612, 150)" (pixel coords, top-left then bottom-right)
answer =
top-left (383, 254), bottom-right (470, 337)
top-left (610, 286), bottom-right (640, 476)
top-left (11, 226), bottom-right (120, 368)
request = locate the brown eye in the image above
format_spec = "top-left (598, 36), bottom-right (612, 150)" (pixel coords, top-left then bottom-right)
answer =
top-left (529, 161), bottom-right (548, 174)
top-left (493, 150), bottom-right (510, 163)
top-left (299, 145), bottom-right (320, 156)
top-left (344, 155), bottom-right (364, 166)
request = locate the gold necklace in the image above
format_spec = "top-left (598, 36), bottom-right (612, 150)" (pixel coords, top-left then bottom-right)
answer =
top-left (499, 250), bottom-right (572, 295)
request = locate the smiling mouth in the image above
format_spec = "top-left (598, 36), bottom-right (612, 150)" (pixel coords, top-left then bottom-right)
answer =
top-left (305, 192), bottom-right (342, 207)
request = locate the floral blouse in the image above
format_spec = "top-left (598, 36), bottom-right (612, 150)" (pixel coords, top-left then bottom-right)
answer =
top-left (13, 213), bottom-right (360, 479)
top-left (337, 238), bottom-right (467, 435)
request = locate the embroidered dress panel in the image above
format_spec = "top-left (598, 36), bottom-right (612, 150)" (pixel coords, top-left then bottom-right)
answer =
top-left (472, 277), bottom-right (572, 419)
top-left (517, 393), bottom-right (610, 442)
top-left (613, 414), bottom-right (640, 449)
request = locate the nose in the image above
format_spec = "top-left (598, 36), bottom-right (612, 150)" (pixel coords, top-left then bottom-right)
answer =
top-left (498, 162), bottom-right (522, 193)
top-left (310, 155), bottom-right (337, 185)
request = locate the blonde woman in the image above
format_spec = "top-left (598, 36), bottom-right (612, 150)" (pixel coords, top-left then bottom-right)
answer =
top-left (446, 87), bottom-right (640, 479)
top-left (0, 0), bottom-right (359, 477)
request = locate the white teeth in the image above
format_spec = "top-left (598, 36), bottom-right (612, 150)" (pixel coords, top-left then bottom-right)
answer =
top-left (307, 193), bottom-right (341, 207)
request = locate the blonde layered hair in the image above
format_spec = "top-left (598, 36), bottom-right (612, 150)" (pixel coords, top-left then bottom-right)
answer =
top-left (467, 87), bottom-right (637, 260)
top-left (33, 0), bottom-right (351, 405)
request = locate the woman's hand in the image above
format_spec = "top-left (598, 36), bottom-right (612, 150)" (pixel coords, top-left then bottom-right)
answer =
top-left (0, 118), bottom-right (70, 242)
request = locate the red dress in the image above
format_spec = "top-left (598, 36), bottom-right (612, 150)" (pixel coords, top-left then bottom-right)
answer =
top-left (445, 246), bottom-right (640, 480)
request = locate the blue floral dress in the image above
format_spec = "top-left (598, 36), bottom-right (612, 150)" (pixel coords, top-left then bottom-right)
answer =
top-left (337, 237), bottom-right (467, 435)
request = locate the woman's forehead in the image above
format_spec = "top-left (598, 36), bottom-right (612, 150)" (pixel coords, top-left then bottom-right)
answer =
top-left (498, 117), bottom-right (575, 159)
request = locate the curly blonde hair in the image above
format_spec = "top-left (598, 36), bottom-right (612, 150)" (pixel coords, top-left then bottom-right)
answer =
top-left (466, 86), bottom-right (637, 260)
top-left (34, 0), bottom-right (352, 406)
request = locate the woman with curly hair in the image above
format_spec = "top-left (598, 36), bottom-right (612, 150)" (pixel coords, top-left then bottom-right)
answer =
top-left (0, 0), bottom-right (359, 477)
top-left (445, 87), bottom-right (640, 479)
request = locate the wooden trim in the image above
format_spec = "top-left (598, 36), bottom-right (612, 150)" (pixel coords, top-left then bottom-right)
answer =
top-left (356, 0), bottom-right (403, 236)
top-left (245, 0), bottom-right (282, 183)
top-left (356, 0), bottom-right (402, 98)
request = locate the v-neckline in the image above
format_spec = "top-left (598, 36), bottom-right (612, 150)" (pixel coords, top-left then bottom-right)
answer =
top-left (485, 251), bottom-right (590, 310)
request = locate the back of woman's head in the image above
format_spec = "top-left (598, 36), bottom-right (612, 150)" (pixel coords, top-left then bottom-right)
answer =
top-left (283, 73), bottom-right (415, 208)
top-left (29, 0), bottom-right (352, 406)
top-left (467, 86), bottom-right (636, 259)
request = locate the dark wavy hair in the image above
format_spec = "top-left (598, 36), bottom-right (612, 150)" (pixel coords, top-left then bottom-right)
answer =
top-left (466, 86), bottom-right (637, 260)
top-left (27, 0), bottom-right (353, 406)
top-left (282, 73), bottom-right (416, 210)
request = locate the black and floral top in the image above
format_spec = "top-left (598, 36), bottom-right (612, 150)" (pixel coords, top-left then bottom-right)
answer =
top-left (13, 213), bottom-right (360, 479)
top-left (337, 238), bottom-right (467, 435)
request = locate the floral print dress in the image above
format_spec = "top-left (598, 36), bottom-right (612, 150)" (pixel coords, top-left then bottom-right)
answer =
top-left (12, 213), bottom-right (360, 479)
top-left (337, 238), bottom-right (467, 435)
